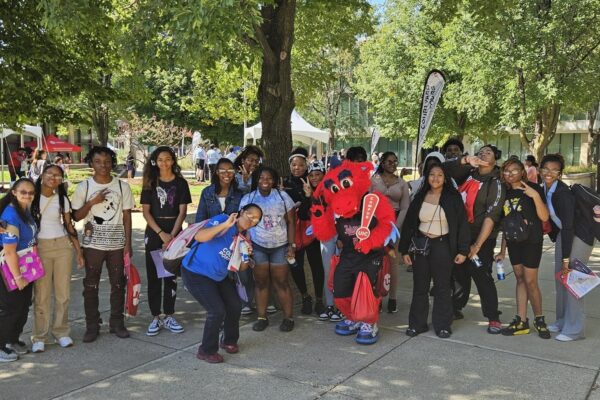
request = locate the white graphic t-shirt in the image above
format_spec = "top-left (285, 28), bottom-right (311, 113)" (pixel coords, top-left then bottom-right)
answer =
top-left (240, 189), bottom-right (295, 248)
top-left (71, 177), bottom-right (134, 250)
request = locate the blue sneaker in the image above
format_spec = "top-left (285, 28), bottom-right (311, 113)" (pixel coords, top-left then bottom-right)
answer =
top-left (335, 319), bottom-right (362, 336)
top-left (355, 323), bottom-right (379, 345)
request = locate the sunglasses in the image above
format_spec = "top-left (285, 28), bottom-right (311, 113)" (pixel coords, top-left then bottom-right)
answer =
top-left (15, 190), bottom-right (35, 196)
top-left (540, 168), bottom-right (561, 175)
top-left (502, 169), bottom-right (522, 176)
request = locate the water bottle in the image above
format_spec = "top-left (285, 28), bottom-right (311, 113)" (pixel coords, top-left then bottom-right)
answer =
top-left (471, 255), bottom-right (483, 268)
top-left (287, 257), bottom-right (297, 268)
top-left (496, 260), bottom-right (505, 280)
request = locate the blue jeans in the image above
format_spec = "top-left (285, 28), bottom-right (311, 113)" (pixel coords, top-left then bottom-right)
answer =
top-left (182, 268), bottom-right (241, 354)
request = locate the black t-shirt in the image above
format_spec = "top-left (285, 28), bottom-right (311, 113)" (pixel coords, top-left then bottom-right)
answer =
top-left (140, 177), bottom-right (192, 218)
top-left (503, 182), bottom-right (546, 243)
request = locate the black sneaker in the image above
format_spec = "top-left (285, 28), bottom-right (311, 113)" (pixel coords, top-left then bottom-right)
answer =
top-left (533, 316), bottom-right (551, 339)
top-left (279, 318), bottom-right (295, 332)
top-left (301, 295), bottom-right (313, 315)
top-left (501, 315), bottom-right (530, 336)
top-left (387, 299), bottom-right (398, 313)
top-left (252, 318), bottom-right (269, 332)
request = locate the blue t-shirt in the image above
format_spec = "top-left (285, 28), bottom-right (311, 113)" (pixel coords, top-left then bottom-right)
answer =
top-left (182, 214), bottom-right (238, 281)
top-left (1, 205), bottom-right (37, 251)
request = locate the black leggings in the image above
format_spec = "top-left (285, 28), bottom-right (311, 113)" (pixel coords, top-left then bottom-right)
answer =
top-left (290, 239), bottom-right (324, 299)
top-left (0, 278), bottom-right (33, 348)
top-left (144, 219), bottom-right (177, 316)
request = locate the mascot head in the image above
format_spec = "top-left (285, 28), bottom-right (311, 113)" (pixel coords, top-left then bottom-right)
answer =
top-left (314, 160), bottom-right (374, 219)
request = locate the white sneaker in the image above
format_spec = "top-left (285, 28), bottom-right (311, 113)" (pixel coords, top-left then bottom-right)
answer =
top-left (57, 337), bottom-right (74, 348)
top-left (146, 317), bottom-right (163, 336)
top-left (266, 305), bottom-right (277, 314)
top-left (31, 342), bottom-right (45, 353)
top-left (548, 323), bottom-right (561, 333)
top-left (241, 306), bottom-right (253, 316)
top-left (0, 347), bottom-right (18, 362)
top-left (555, 333), bottom-right (578, 342)
top-left (164, 316), bottom-right (184, 334)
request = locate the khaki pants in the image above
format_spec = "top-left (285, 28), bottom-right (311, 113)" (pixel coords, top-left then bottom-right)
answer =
top-left (32, 236), bottom-right (74, 343)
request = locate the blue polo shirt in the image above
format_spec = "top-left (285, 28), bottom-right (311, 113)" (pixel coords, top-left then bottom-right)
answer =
top-left (182, 214), bottom-right (238, 281)
top-left (1, 205), bottom-right (37, 251)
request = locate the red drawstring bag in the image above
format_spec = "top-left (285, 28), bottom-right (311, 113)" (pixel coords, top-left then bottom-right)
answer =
top-left (327, 255), bottom-right (340, 291)
top-left (295, 211), bottom-right (315, 250)
top-left (377, 256), bottom-right (391, 297)
top-left (351, 272), bottom-right (380, 324)
top-left (542, 220), bottom-right (552, 234)
top-left (125, 255), bottom-right (141, 316)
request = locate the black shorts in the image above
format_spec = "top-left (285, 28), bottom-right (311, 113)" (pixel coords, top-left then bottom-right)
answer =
top-left (507, 240), bottom-right (543, 268)
top-left (196, 159), bottom-right (205, 169)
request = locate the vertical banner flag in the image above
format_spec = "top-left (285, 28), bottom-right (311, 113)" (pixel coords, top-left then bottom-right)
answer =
top-left (370, 127), bottom-right (381, 155)
top-left (416, 70), bottom-right (446, 164)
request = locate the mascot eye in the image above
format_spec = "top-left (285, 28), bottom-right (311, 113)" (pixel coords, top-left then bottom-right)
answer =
top-left (330, 184), bottom-right (340, 193)
top-left (341, 178), bottom-right (353, 189)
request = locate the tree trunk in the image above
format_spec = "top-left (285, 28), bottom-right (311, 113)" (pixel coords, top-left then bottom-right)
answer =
top-left (586, 104), bottom-right (598, 168)
top-left (90, 73), bottom-right (112, 146)
top-left (529, 103), bottom-right (560, 162)
top-left (256, 0), bottom-right (296, 174)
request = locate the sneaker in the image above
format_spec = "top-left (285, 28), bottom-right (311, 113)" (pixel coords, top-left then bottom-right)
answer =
top-left (318, 307), bottom-right (330, 321)
top-left (241, 306), bottom-right (254, 316)
top-left (146, 317), bottom-right (163, 336)
top-left (252, 318), bottom-right (269, 332)
top-left (7, 341), bottom-right (29, 355)
top-left (57, 337), bottom-right (73, 348)
top-left (31, 342), bottom-right (45, 353)
top-left (279, 318), bottom-right (295, 332)
top-left (328, 307), bottom-right (344, 322)
top-left (436, 329), bottom-right (451, 339)
top-left (335, 319), bottom-right (362, 336)
top-left (387, 299), bottom-right (398, 313)
top-left (301, 295), bottom-right (313, 315)
top-left (314, 299), bottom-right (326, 316)
top-left (266, 305), bottom-right (277, 314)
top-left (355, 323), bottom-right (379, 345)
top-left (164, 316), bottom-right (184, 334)
top-left (487, 320), bottom-right (503, 334)
top-left (0, 347), bottom-right (18, 362)
top-left (405, 327), bottom-right (428, 337)
top-left (501, 316), bottom-right (530, 336)
top-left (533, 316), bottom-right (551, 339)
top-left (548, 322), bottom-right (561, 333)
top-left (555, 333), bottom-right (579, 342)
top-left (196, 347), bottom-right (224, 363)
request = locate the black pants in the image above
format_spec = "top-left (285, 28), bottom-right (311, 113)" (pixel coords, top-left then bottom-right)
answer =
top-left (82, 248), bottom-right (126, 328)
top-left (290, 239), bottom-right (324, 299)
top-left (0, 278), bottom-right (33, 348)
top-left (145, 221), bottom-right (177, 316)
top-left (182, 268), bottom-right (241, 355)
top-left (452, 238), bottom-right (500, 320)
top-left (409, 236), bottom-right (453, 333)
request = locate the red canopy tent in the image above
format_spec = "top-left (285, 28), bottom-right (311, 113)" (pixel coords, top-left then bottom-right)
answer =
top-left (24, 134), bottom-right (82, 152)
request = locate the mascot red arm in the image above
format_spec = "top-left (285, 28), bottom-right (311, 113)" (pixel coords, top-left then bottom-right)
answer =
top-left (310, 161), bottom-right (394, 252)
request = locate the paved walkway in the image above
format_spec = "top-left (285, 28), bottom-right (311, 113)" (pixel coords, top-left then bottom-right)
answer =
top-left (1, 211), bottom-right (600, 400)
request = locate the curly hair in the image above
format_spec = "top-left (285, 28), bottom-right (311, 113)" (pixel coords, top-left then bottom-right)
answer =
top-left (540, 153), bottom-right (565, 172)
top-left (234, 145), bottom-right (264, 170)
top-left (250, 166), bottom-right (279, 192)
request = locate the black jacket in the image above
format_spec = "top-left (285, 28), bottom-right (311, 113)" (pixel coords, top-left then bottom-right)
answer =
top-left (284, 175), bottom-right (311, 221)
top-left (399, 189), bottom-right (471, 258)
top-left (545, 180), bottom-right (575, 258)
top-left (572, 184), bottom-right (600, 246)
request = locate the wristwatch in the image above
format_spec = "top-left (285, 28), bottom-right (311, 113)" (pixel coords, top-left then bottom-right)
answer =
top-left (289, 243), bottom-right (297, 249)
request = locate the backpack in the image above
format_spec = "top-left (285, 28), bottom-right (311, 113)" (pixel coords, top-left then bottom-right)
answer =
top-left (501, 197), bottom-right (531, 242)
top-left (162, 219), bottom-right (211, 275)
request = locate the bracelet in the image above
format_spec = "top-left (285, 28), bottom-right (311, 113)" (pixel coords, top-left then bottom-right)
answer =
top-left (562, 258), bottom-right (570, 262)
top-left (157, 230), bottom-right (163, 235)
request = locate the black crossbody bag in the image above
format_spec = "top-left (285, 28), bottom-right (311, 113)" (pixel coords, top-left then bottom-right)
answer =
top-left (408, 204), bottom-right (441, 256)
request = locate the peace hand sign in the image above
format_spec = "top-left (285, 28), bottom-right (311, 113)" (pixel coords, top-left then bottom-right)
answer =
top-left (238, 165), bottom-right (250, 182)
top-left (301, 177), bottom-right (312, 197)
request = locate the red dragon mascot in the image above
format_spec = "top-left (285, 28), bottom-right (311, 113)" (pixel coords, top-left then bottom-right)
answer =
top-left (311, 160), bottom-right (395, 344)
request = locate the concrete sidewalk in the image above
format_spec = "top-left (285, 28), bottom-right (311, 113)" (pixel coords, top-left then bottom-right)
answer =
top-left (1, 212), bottom-right (600, 400)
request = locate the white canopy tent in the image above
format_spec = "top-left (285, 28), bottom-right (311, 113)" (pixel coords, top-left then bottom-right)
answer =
top-left (244, 110), bottom-right (329, 156)
top-left (1, 125), bottom-right (43, 187)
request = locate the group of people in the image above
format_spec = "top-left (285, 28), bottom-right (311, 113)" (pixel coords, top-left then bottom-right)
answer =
top-left (193, 143), bottom-right (239, 183)
top-left (8, 147), bottom-right (71, 184)
top-left (0, 139), bottom-right (596, 365)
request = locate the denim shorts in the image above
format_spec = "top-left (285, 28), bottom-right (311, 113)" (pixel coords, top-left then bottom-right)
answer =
top-left (252, 242), bottom-right (287, 265)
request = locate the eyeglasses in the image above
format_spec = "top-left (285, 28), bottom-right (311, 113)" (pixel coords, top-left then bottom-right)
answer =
top-left (16, 190), bottom-right (35, 196)
top-left (540, 168), bottom-right (561, 175)
top-left (44, 173), bottom-right (63, 180)
top-left (217, 169), bottom-right (235, 174)
top-left (242, 212), bottom-right (261, 224)
top-left (502, 169), bottom-right (522, 176)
